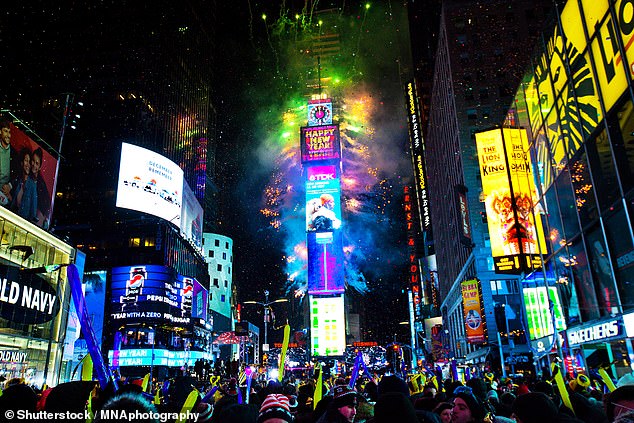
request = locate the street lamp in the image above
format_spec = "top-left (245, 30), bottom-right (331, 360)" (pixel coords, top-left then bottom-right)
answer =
top-left (243, 290), bottom-right (289, 350)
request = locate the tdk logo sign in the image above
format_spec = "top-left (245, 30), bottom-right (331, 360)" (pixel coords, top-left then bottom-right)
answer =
top-left (308, 173), bottom-right (335, 181)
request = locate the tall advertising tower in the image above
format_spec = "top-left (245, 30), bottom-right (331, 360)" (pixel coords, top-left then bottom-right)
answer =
top-left (300, 98), bottom-right (346, 358)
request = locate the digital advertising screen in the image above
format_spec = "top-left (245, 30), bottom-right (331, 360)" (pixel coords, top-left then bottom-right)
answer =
top-left (307, 231), bottom-right (345, 295)
top-left (306, 165), bottom-right (342, 232)
top-left (180, 179), bottom-right (203, 250)
top-left (523, 286), bottom-right (566, 340)
top-left (116, 142), bottom-right (184, 228)
top-left (475, 128), bottom-right (546, 274)
top-left (192, 279), bottom-right (208, 321)
top-left (300, 125), bottom-right (341, 163)
top-left (307, 99), bottom-right (333, 126)
top-left (461, 279), bottom-right (486, 343)
top-left (107, 348), bottom-right (212, 367)
top-left (110, 265), bottom-right (191, 325)
top-left (0, 121), bottom-right (58, 229)
top-left (309, 295), bottom-right (346, 357)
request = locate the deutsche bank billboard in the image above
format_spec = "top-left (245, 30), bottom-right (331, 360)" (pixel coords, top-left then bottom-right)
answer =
top-left (116, 143), bottom-right (184, 228)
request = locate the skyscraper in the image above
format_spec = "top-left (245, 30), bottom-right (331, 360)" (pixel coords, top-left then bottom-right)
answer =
top-left (2, 0), bottom-right (219, 379)
top-left (424, 0), bottom-right (553, 368)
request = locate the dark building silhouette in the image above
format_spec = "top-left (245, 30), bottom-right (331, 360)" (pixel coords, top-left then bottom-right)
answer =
top-left (2, 0), bottom-right (220, 379)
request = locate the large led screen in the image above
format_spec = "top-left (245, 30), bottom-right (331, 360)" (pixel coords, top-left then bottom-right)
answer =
top-left (180, 179), bottom-right (203, 250)
top-left (307, 231), bottom-right (345, 295)
top-left (476, 128), bottom-right (547, 274)
top-left (309, 295), bottom-right (346, 357)
top-left (523, 286), bottom-right (566, 340)
top-left (300, 125), bottom-right (341, 163)
top-left (461, 279), bottom-right (485, 344)
top-left (107, 348), bottom-right (212, 367)
top-left (110, 265), bottom-right (192, 325)
top-left (116, 143), bottom-right (184, 228)
top-left (306, 165), bottom-right (342, 232)
top-left (0, 120), bottom-right (58, 229)
top-left (192, 279), bottom-right (208, 321)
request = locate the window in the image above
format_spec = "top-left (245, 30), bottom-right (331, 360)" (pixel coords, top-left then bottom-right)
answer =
top-left (129, 237), bottom-right (141, 247)
top-left (228, 266), bottom-right (231, 275)
top-left (224, 280), bottom-right (228, 288)
top-left (225, 242), bottom-right (229, 249)
top-left (209, 250), bottom-right (214, 258)
top-left (215, 239), bottom-right (220, 247)
top-left (221, 295), bottom-right (226, 302)
top-left (217, 264), bottom-right (222, 272)
top-left (213, 278), bottom-right (219, 287)
top-left (222, 252), bottom-right (227, 260)
top-left (144, 237), bottom-right (155, 247)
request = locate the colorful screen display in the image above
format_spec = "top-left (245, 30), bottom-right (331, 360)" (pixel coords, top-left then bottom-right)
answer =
top-left (192, 279), bottom-right (208, 321)
top-left (0, 121), bottom-right (58, 229)
top-left (306, 165), bottom-right (342, 232)
top-left (107, 348), bottom-right (212, 367)
top-left (461, 279), bottom-right (486, 343)
top-left (523, 286), bottom-right (566, 340)
top-left (300, 125), bottom-right (341, 163)
top-left (116, 142), bottom-right (184, 228)
top-left (309, 295), bottom-right (346, 357)
top-left (307, 100), bottom-right (333, 126)
top-left (110, 265), bottom-right (193, 325)
top-left (476, 128), bottom-right (547, 273)
top-left (307, 231), bottom-right (345, 294)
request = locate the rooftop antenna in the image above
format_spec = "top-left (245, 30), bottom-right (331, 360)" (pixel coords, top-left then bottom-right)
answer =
top-left (317, 55), bottom-right (322, 97)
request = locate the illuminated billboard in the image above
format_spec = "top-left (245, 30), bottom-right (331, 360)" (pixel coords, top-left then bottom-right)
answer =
top-left (0, 120), bottom-right (58, 229)
top-left (300, 125), bottom-right (341, 163)
top-left (461, 279), bottom-right (486, 344)
top-left (180, 179), bottom-right (203, 250)
top-left (309, 295), bottom-right (346, 357)
top-left (116, 142), bottom-right (184, 228)
top-left (307, 99), bottom-right (333, 126)
top-left (404, 80), bottom-right (433, 248)
top-left (307, 231), bottom-right (345, 294)
top-left (107, 348), bottom-right (212, 367)
top-left (306, 165), bottom-right (342, 232)
top-left (523, 286), bottom-right (566, 340)
top-left (476, 128), bottom-right (547, 274)
top-left (110, 265), bottom-right (192, 325)
top-left (192, 279), bottom-right (208, 321)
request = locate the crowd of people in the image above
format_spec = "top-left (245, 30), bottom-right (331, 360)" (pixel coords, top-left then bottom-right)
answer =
top-left (0, 368), bottom-right (633, 423)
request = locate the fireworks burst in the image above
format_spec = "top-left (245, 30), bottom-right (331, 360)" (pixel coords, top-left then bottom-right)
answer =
top-left (249, 2), bottom-right (412, 295)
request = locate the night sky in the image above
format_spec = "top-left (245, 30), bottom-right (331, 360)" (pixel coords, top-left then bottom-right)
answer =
top-left (214, 2), bottom-right (414, 344)
top-left (0, 1), bottom-right (416, 345)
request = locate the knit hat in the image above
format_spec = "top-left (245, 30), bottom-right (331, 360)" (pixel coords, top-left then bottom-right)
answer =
top-left (332, 385), bottom-right (359, 408)
top-left (455, 389), bottom-right (486, 420)
top-left (258, 394), bottom-right (294, 423)
top-left (196, 402), bottom-right (213, 423)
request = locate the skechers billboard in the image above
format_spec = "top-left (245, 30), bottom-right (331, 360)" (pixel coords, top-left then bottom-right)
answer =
top-left (110, 265), bottom-right (194, 325)
top-left (0, 119), bottom-right (58, 229)
top-left (116, 143), bottom-right (184, 228)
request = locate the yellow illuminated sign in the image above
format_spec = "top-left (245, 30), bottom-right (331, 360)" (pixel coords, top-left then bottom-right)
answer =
top-left (461, 279), bottom-right (485, 344)
top-left (476, 128), bottom-right (547, 274)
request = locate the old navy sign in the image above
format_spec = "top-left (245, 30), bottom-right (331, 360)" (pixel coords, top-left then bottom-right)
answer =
top-left (567, 319), bottom-right (622, 347)
top-left (0, 265), bottom-right (60, 324)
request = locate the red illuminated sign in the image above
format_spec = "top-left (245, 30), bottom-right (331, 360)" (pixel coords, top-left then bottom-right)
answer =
top-left (300, 125), bottom-right (341, 163)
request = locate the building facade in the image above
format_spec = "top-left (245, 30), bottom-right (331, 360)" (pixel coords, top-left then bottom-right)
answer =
top-left (425, 0), bottom-right (553, 373)
top-left (508, 0), bottom-right (634, 377)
